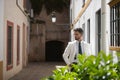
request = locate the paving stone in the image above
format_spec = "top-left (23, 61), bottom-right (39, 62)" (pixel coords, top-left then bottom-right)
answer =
top-left (9, 62), bottom-right (65, 80)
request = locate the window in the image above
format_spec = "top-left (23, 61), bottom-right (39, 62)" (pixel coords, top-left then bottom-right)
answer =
top-left (87, 19), bottom-right (90, 43)
top-left (7, 21), bottom-right (14, 70)
top-left (17, 26), bottom-right (20, 65)
top-left (82, 0), bottom-right (85, 7)
top-left (82, 23), bottom-right (85, 41)
top-left (110, 2), bottom-right (120, 47)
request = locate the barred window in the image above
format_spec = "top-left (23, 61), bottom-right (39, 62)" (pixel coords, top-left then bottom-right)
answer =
top-left (110, 2), bottom-right (120, 47)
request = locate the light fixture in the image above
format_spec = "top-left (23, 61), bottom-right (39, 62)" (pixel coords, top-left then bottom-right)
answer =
top-left (51, 12), bottom-right (56, 23)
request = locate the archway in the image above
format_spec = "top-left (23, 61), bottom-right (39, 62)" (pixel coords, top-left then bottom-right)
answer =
top-left (45, 41), bottom-right (64, 61)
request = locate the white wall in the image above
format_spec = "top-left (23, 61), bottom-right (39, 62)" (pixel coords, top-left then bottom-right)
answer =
top-left (71, 0), bottom-right (102, 55)
top-left (3, 0), bottom-right (30, 80)
top-left (70, 0), bottom-right (112, 55)
top-left (0, 0), bottom-right (4, 61)
top-left (84, 0), bottom-right (101, 55)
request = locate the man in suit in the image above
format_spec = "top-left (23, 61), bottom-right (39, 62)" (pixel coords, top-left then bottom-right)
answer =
top-left (63, 28), bottom-right (92, 66)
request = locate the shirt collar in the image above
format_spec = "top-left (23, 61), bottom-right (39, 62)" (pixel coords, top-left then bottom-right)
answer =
top-left (76, 40), bottom-right (83, 43)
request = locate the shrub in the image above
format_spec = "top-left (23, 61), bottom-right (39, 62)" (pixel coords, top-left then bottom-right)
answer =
top-left (43, 51), bottom-right (120, 80)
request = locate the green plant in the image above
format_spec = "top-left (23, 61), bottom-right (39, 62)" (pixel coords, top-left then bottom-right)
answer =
top-left (43, 51), bottom-right (120, 80)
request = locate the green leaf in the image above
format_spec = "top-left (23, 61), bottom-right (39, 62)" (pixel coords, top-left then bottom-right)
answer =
top-left (44, 51), bottom-right (120, 80)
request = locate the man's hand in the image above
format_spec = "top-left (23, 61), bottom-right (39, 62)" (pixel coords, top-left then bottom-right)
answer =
top-left (67, 64), bottom-right (72, 67)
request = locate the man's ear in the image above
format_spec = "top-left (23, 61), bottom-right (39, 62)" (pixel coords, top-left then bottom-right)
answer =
top-left (80, 36), bottom-right (83, 40)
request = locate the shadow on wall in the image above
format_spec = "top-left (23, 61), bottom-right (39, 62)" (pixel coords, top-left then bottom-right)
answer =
top-left (45, 41), bottom-right (65, 62)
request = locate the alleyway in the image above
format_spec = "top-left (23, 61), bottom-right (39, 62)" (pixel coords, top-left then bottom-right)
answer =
top-left (9, 62), bottom-right (65, 80)
top-left (0, 0), bottom-right (120, 80)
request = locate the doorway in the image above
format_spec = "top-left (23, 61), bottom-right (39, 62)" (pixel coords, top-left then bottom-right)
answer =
top-left (46, 41), bottom-right (64, 61)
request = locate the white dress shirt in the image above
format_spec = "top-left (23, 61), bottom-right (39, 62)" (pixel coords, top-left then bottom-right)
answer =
top-left (63, 40), bottom-right (93, 65)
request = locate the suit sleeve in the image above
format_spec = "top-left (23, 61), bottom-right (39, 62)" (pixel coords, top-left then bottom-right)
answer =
top-left (63, 42), bottom-right (71, 65)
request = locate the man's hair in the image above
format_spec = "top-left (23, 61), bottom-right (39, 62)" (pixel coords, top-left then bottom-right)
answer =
top-left (74, 28), bottom-right (84, 35)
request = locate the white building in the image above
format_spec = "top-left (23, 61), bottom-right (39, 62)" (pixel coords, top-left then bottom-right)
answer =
top-left (70, 0), bottom-right (120, 57)
top-left (0, 0), bottom-right (120, 80)
top-left (0, 0), bottom-right (31, 80)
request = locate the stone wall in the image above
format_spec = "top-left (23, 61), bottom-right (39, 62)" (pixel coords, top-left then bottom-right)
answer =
top-left (29, 7), bottom-right (70, 62)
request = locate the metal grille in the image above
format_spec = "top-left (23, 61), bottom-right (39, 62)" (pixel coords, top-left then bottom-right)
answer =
top-left (110, 2), bottom-right (120, 46)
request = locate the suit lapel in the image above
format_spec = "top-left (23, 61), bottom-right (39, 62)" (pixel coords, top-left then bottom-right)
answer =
top-left (69, 41), bottom-right (77, 61)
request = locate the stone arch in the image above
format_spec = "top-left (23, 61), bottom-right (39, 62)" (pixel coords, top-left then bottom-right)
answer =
top-left (45, 40), bottom-right (65, 61)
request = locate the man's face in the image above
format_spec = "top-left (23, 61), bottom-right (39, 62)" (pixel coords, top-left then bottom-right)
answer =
top-left (74, 31), bottom-right (83, 41)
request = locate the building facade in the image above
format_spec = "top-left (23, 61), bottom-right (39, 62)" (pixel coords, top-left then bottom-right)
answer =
top-left (29, 7), bottom-right (70, 62)
top-left (0, 0), bottom-right (31, 80)
top-left (70, 0), bottom-right (120, 60)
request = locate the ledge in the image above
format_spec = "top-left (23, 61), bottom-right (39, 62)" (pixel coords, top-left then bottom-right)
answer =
top-left (108, 0), bottom-right (120, 7)
top-left (109, 46), bottom-right (120, 52)
top-left (71, 0), bottom-right (91, 29)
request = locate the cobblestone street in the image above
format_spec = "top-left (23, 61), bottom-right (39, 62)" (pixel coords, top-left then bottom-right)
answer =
top-left (9, 62), bottom-right (65, 80)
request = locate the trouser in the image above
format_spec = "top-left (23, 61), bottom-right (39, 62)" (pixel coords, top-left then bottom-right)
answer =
top-left (70, 62), bottom-right (77, 71)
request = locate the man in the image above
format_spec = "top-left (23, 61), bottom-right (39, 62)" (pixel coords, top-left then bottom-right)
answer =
top-left (63, 28), bottom-right (92, 66)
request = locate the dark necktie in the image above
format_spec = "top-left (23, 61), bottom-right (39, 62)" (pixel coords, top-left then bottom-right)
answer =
top-left (74, 42), bottom-right (82, 60)
top-left (79, 42), bottom-right (82, 54)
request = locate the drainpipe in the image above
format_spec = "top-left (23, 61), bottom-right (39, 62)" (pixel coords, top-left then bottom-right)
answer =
top-left (101, 0), bottom-right (107, 52)
top-left (101, 0), bottom-right (110, 54)
top-left (16, 0), bottom-right (28, 17)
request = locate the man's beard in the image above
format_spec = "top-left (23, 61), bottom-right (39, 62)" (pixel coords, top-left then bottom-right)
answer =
top-left (75, 37), bottom-right (80, 40)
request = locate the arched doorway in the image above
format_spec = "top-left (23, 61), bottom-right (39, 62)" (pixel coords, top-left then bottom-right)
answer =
top-left (46, 41), bottom-right (64, 61)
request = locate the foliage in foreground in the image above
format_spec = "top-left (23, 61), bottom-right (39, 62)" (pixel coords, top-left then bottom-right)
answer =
top-left (43, 51), bottom-right (120, 80)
